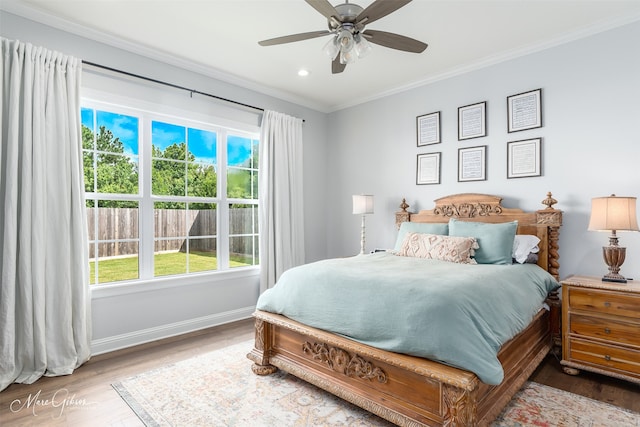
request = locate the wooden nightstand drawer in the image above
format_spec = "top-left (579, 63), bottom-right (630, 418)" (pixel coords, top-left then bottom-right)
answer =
top-left (568, 288), bottom-right (640, 319)
top-left (568, 338), bottom-right (640, 376)
top-left (570, 314), bottom-right (640, 348)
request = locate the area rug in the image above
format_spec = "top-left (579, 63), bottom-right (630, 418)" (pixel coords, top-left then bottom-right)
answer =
top-left (112, 341), bottom-right (640, 427)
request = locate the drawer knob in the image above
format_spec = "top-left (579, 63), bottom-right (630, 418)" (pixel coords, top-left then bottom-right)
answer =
top-left (603, 302), bottom-right (611, 307)
top-left (604, 355), bottom-right (611, 361)
top-left (604, 328), bottom-right (611, 334)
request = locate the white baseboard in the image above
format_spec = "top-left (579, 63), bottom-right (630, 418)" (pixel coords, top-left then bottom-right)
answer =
top-left (90, 306), bottom-right (255, 355)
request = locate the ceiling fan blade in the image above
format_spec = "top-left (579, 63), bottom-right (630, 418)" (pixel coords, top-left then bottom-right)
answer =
top-left (332, 57), bottom-right (346, 74)
top-left (355, 0), bottom-right (412, 26)
top-left (305, 0), bottom-right (340, 21)
top-left (259, 30), bottom-right (331, 46)
top-left (362, 29), bottom-right (428, 53)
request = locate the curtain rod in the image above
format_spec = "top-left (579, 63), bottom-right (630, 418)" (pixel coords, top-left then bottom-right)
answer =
top-left (83, 60), bottom-right (266, 115)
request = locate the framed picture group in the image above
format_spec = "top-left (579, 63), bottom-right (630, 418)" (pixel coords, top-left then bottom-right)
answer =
top-left (415, 88), bottom-right (543, 185)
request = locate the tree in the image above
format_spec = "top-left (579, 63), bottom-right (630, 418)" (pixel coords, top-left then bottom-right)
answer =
top-left (152, 142), bottom-right (218, 209)
top-left (151, 143), bottom-right (187, 205)
top-left (83, 128), bottom-right (222, 210)
top-left (188, 164), bottom-right (217, 209)
top-left (83, 124), bottom-right (138, 208)
top-left (82, 125), bottom-right (95, 193)
top-left (226, 145), bottom-right (257, 204)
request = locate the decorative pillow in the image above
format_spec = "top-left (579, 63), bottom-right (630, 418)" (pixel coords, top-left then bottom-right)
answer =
top-left (512, 235), bottom-right (541, 264)
top-left (519, 252), bottom-right (539, 264)
top-left (448, 218), bottom-right (518, 265)
top-left (394, 222), bottom-right (449, 251)
top-left (395, 232), bottom-right (478, 264)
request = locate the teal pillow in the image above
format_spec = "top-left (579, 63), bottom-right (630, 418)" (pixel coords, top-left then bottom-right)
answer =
top-left (448, 218), bottom-right (518, 265)
top-left (394, 222), bottom-right (449, 251)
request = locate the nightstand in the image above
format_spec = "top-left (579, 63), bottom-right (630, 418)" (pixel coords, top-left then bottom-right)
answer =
top-left (561, 275), bottom-right (640, 384)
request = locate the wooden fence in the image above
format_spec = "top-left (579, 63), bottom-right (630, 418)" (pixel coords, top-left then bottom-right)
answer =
top-left (87, 208), bottom-right (256, 258)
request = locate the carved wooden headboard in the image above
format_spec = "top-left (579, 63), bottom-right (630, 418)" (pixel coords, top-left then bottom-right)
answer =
top-left (395, 192), bottom-right (562, 280)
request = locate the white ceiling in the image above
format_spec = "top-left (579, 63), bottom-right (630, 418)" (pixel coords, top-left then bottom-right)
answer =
top-left (4, 0), bottom-right (640, 112)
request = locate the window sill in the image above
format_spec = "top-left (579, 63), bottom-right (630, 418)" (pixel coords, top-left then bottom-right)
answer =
top-left (90, 266), bottom-right (260, 299)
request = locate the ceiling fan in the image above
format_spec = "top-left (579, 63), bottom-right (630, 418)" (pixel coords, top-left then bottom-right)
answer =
top-left (258, 0), bottom-right (428, 74)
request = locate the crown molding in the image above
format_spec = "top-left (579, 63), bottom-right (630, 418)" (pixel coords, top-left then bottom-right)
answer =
top-left (3, 1), bottom-right (639, 114)
top-left (330, 13), bottom-right (640, 112)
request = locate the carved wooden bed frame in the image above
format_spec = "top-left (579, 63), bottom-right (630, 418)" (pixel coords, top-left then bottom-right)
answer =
top-left (248, 193), bottom-right (562, 426)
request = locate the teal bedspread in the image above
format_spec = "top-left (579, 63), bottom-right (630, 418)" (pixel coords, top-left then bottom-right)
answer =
top-left (256, 252), bottom-right (559, 385)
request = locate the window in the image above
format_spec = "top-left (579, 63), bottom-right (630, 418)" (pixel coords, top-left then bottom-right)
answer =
top-left (227, 135), bottom-right (260, 268)
top-left (82, 101), bottom-right (259, 285)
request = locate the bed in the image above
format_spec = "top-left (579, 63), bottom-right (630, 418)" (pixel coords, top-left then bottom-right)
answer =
top-left (247, 193), bottom-right (562, 426)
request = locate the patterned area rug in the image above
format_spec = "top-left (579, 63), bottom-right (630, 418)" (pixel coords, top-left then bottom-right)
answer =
top-left (112, 341), bottom-right (640, 427)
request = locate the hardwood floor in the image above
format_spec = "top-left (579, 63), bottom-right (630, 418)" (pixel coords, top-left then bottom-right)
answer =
top-left (530, 352), bottom-right (640, 413)
top-left (1, 318), bottom-right (638, 426)
top-left (0, 319), bottom-right (254, 427)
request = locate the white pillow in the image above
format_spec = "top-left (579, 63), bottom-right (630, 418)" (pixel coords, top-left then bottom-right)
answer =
top-left (512, 235), bottom-right (540, 264)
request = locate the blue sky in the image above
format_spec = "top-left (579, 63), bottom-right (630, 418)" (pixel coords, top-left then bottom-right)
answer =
top-left (82, 109), bottom-right (139, 156)
top-left (81, 108), bottom-right (253, 165)
top-left (228, 135), bottom-right (254, 167)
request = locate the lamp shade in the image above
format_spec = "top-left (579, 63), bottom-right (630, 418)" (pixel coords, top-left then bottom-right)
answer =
top-left (588, 195), bottom-right (639, 232)
top-left (354, 33), bottom-right (372, 58)
top-left (337, 29), bottom-right (354, 52)
top-left (352, 194), bottom-right (374, 215)
top-left (323, 36), bottom-right (339, 60)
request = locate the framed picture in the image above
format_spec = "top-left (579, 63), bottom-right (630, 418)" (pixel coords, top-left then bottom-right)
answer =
top-left (458, 101), bottom-right (486, 140)
top-left (507, 88), bottom-right (542, 133)
top-left (458, 145), bottom-right (486, 182)
top-left (416, 152), bottom-right (441, 185)
top-left (507, 138), bottom-right (541, 178)
top-left (417, 111), bottom-right (441, 146)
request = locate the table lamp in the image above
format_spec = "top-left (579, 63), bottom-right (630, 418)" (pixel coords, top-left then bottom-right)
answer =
top-left (352, 195), bottom-right (374, 255)
top-left (588, 194), bottom-right (639, 283)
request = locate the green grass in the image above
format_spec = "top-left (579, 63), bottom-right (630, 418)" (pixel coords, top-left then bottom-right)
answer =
top-left (89, 251), bottom-right (254, 284)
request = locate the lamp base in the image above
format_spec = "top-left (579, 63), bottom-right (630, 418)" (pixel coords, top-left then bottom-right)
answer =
top-left (601, 245), bottom-right (627, 284)
top-left (602, 274), bottom-right (628, 283)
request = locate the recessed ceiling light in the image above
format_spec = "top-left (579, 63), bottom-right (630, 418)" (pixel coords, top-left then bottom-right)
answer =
top-left (297, 69), bottom-right (310, 77)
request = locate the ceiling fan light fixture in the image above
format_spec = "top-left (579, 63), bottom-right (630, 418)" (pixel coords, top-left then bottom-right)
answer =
top-left (339, 48), bottom-right (357, 65)
top-left (334, 3), bottom-right (364, 22)
top-left (337, 28), bottom-right (354, 52)
top-left (353, 33), bottom-right (372, 58)
top-left (322, 36), bottom-right (340, 60)
top-left (258, 0), bottom-right (427, 74)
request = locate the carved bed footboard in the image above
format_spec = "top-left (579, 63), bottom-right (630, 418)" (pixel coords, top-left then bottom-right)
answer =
top-left (248, 308), bottom-right (552, 426)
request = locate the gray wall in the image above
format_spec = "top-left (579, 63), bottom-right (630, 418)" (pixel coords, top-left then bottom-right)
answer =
top-left (3, 9), bottom-right (640, 353)
top-left (327, 21), bottom-right (640, 281)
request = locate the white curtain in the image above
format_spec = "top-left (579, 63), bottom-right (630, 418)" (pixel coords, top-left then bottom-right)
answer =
top-left (0, 38), bottom-right (91, 391)
top-left (259, 110), bottom-right (305, 292)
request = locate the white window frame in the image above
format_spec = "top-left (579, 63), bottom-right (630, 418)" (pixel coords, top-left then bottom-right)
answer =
top-left (82, 94), bottom-right (260, 290)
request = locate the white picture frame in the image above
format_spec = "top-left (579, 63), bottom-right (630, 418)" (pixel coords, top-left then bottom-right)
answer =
top-left (458, 102), bottom-right (486, 140)
top-left (507, 89), bottom-right (542, 133)
top-left (507, 138), bottom-right (541, 178)
top-left (416, 152), bottom-right (441, 185)
top-left (417, 111), bottom-right (441, 146)
top-left (458, 145), bottom-right (487, 182)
